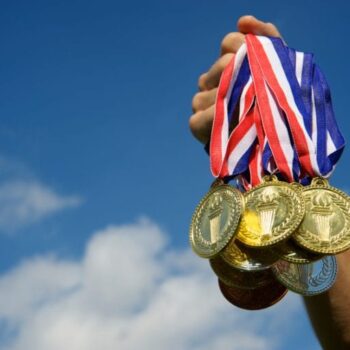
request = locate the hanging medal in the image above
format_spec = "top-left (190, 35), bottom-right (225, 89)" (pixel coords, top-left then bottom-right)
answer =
top-left (218, 277), bottom-right (287, 310)
top-left (272, 256), bottom-right (337, 296)
top-left (290, 60), bottom-right (350, 253)
top-left (293, 177), bottom-right (350, 254)
top-left (210, 255), bottom-right (276, 290)
top-left (271, 238), bottom-right (324, 264)
top-left (189, 47), bottom-right (251, 259)
top-left (220, 238), bottom-right (278, 271)
top-left (237, 175), bottom-right (305, 247)
top-left (189, 32), bottom-right (347, 309)
top-left (190, 180), bottom-right (244, 258)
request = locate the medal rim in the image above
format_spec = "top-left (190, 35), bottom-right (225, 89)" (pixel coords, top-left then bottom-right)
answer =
top-left (237, 178), bottom-right (305, 248)
top-left (221, 237), bottom-right (279, 271)
top-left (218, 278), bottom-right (288, 310)
top-left (209, 255), bottom-right (276, 289)
top-left (271, 255), bottom-right (337, 296)
top-left (189, 184), bottom-right (244, 258)
top-left (292, 179), bottom-right (350, 254)
top-left (271, 239), bottom-right (325, 264)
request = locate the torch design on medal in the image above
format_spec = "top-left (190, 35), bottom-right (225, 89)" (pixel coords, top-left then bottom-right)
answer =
top-left (208, 194), bottom-right (223, 243)
top-left (296, 264), bottom-right (314, 289)
top-left (311, 193), bottom-right (333, 242)
top-left (256, 188), bottom-right (279, 241)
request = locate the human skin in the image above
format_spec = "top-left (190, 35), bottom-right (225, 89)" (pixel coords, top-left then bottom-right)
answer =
top-left (189, 15), bottom-right (350, 350)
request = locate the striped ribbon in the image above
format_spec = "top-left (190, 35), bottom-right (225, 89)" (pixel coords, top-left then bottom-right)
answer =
top-left (209, 34), bottom-right (345, 187)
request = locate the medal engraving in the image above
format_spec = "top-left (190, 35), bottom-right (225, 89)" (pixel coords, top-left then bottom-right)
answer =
top-left (238, 176), bottom-right (305, 247)
top-left (293, 178), bottom-right (350, 254)
top-left (312, 193), bottom-right (333, 242)
top-left (190, 184), bottom-right (244, 258)
top-left (208, 193), bottom-right (223, 243)
top-left (257, 188), bottom-right (279, 240)
top-left (221, 237), bottom-right (278, 271)
top-left (272, 256), bottom-right (337, 296)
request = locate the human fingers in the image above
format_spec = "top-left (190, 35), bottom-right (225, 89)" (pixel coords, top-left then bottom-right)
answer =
top-left (220, 32), bottom-right (245, 55)
top-left (189, 105), bottom-right (215, 144)
top-left (190, 18), bottom-right (281, 144)
top-left (198, 32), bottom-right (245, 91)
top-left (199, 53), bottom-right (233, 91)
top-left (191, 32), bottom-right (244, 142)
top-left (237, 15), bottom-right (281, 38)
top-left (192, 88), bottom-right (217, 113)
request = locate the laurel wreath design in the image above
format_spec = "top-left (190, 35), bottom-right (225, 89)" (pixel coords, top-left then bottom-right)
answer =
top-left (308, 257), bottom-right (334, 287)
top-left (222, 240), bottom-right (247, 265)
top-left (238, 182), bottom-right (305, 247)
top-left (294, 184), bottom-right (350, 254)
top-left (189, 185), bottom-right (244, 258)
top-left (275, 245), bottom-right (311, 264)
top-left (272, 256), bottom-right (337, 295)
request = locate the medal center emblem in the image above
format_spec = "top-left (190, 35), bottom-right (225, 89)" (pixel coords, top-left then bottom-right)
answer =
top-left (190, 185), bottom-right (244, 258)
top-left (207, 193), bottom-right (223, 244)
top-left (311, 193), bottom-right (333, 243)
top-left (256, 188), bottom-right (279, 241)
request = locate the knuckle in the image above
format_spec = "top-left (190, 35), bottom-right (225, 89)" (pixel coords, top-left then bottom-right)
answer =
top-left (192, 92), bottom-right (203, 112)
top-left (218, 53), bottom-right (234, 69)
top-left (198, 73), bottom-right (207, 90)
top-left (189, 112), bottom-right (200, 134)
top-left (266, 22), bottom-right (279, 35)
top-left (221, 32), bottom-right (242, 52)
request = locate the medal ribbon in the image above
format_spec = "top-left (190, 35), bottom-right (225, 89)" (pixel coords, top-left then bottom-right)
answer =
top-left (209, 35), bottom-right (345, 185)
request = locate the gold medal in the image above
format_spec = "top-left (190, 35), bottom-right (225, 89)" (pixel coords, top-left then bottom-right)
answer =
top-left (237, 176), bottom-right (305, 247)
top-left (272, 256), bottom-right (337, 296)
top-left (209, 255), bottom-right (275, 289)
top-left (218, 277), bottom-right (288, 310)
top-left (190, 181), bottom-right (244, 258)
top-left (220, 236), bottom-right (279, 271)
top-left (293, 177), bottom-right (350, 254)
top-left (271, 238), bottom-right (324, 264)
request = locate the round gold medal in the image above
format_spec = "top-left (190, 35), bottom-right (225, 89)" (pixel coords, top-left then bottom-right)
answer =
top-left (293, 177), bottom-right (350, 254)
top-left (220, 236), bottom-right (279, 271)
top-left (237, 176), bottom-right (305, 248)
top-left (271, 239), bottom-right (324, 264)
top-left (209, 255), bottom-right (275, 289)
top-left (272, 256), bottom-right (337, 296)
top-left (189, 183), bottom-right (244, 258)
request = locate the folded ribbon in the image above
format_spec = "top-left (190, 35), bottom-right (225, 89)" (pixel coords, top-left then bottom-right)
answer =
top-left (209, 34), bottom-right (345, 187)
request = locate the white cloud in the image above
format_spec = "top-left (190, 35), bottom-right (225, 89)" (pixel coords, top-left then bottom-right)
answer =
top-left (0, 180), bottom-right (82, 232)
top-left (0, 219), bottom-right (309, 350)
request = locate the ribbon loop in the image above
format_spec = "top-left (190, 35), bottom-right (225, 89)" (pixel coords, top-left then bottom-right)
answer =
top-left (209, 35), bottom-right (344, 186)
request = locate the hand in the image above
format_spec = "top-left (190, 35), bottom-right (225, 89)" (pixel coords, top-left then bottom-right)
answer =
top-left (189, 15), bottom-right (281, 144)
top-left (188, 16), bottom-right (350, 350)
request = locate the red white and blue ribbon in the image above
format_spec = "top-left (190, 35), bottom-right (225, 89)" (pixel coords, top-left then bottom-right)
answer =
top-left (209, 34), bottom-right (345, 187)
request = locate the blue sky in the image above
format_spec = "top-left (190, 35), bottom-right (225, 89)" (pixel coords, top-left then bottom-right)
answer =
top-left (0, 0), bottom-right (349, 349)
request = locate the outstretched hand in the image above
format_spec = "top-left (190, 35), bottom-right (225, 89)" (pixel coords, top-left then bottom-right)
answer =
top-left (189, 18), bottom-right (350, 348)
top-left (189, 15), bottom-right (281, 144)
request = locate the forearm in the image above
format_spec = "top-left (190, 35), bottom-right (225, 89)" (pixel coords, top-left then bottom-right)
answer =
top-left (304, 250), bottom-right (350, 349)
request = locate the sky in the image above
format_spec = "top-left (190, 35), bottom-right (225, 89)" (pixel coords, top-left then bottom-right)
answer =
top-left (0, 0), bottom-right (349, 349)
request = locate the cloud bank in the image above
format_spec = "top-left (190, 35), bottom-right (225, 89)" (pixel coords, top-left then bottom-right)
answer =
top-left (0, 219), bottom-right (309, 350)
top-left (0, 180), bottom-right (81, 232)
